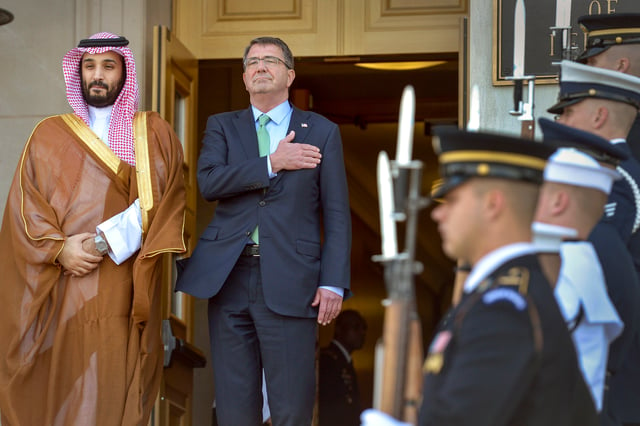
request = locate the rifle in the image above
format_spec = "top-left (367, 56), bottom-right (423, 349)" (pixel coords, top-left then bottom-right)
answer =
top-left (549, 0), bottom-right (577, 63)
top-left (451, 1), bottom-right (538, 304)
top-left (506, 0), bottom-right (536, 140)
top-left (372, 86), bottom-right (430, 423)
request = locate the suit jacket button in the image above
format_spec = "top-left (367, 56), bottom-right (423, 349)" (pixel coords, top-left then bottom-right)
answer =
top-left (259, 201), bottom-right (266, 207)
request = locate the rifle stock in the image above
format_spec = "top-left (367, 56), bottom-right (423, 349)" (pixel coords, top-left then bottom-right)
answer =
top-left (521, 119), bottom-right (535, 140)
top-left (374, 162), bottom-right (428, 423)
top-left (374, 86), bottom-right (428, 424)
top-left (403, 316), bottom-right (424, 424)
top-left (378, 297), bottom-right (411, 417)
top-left (377, 291), bottom-right (424, 423)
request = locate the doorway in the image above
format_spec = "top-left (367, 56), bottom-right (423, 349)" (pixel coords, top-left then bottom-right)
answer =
top-left (191, 53), bottom-right (459, 422)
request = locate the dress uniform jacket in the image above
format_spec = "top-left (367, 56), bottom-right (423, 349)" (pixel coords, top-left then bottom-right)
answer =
top-left (419, 245), bottom-right (598, 426)
top-left (603, 141), bottom-right (640, 270)
top-left (318, 341), bottom-right (362, 426)
top-left (592, 140), bottom-right (640, 424)
top-left (626, 112), bottom-right (640, 162)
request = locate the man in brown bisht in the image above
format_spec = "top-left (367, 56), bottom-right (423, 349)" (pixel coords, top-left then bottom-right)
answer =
top-left (0, 32), bottom-right (186, 425)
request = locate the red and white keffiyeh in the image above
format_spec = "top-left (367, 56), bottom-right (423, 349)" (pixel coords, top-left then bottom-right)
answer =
top-left (62, 32), bottom-right (138, 165)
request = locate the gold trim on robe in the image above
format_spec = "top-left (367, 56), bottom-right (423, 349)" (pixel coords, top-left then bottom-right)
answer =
top-left (0, 111), bottom-right (186, 426)
top-left (60, 113), bottom-right (121, 174)
top-left (134, 111), bottom-right (153, 237)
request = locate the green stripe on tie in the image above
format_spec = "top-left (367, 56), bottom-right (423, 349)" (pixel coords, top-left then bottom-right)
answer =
top-left (251, 114), bottom-right (271, 243)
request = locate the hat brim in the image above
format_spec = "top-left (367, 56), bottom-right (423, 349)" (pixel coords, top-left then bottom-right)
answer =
top-left (431, 175), bottom-right (470, 200)
top-left (576, 46), bottom-right (610, 63)
top-left (547, 97), bottom-right (584, 115)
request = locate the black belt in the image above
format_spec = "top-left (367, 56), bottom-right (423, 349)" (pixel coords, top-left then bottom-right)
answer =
top-left (241, 244), bottom-right (260, 256)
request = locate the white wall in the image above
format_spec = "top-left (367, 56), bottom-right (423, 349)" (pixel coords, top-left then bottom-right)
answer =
top-left (0, 0), bottom-right (72, 217)
top-left (469, 0), bottom-right (558, 136)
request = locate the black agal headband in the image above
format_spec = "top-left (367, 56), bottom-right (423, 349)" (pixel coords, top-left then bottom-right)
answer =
top-left (77, 36), bottom-right (129, 48)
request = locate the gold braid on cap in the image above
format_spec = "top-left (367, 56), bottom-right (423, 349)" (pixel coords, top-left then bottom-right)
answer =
top-left (439, 151), bottom-right (547, 171)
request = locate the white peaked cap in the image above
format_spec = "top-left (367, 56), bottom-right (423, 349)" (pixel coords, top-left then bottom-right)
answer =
top-left (544, 148), bottom-right (620, 194)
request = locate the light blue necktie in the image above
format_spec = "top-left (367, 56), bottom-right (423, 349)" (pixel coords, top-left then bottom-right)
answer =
top-left (250, 114), bottom-right (271, 243)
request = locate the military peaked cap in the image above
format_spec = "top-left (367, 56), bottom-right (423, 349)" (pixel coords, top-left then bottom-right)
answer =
top-left (538, 118), bottom-right (622, 193)
top-left (577, 13), bottom-right (640, 62)
top-left (547, 60), bottom-right (640, 114)
top-left (538, 117), bottom-right (628, 165)
top-left (430, 126), bottom-right (556, 199)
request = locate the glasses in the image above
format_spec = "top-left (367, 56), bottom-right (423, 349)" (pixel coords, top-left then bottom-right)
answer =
top-left (245, 56), bottom-right (291, 69)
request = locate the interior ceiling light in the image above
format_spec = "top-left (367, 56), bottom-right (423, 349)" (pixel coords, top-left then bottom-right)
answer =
top-left (0, 8), bottom-right (14, 26)
top-left (355, 61), bottom-right (447, 71)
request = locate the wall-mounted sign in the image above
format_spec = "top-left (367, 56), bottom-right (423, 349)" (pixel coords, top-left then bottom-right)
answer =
top-left (494, 0), bottom-right (639, 85)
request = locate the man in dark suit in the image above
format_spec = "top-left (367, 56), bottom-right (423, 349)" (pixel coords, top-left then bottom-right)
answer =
top-left (319, 310), bottom-right (367, 426)
top-left (176, 36), bottom-right (351, 426)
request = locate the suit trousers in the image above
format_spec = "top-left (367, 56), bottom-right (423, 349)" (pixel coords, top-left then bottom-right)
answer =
top-left (208, 255), bottom-right (317, 426)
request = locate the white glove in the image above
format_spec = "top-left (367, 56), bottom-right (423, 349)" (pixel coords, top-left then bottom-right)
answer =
top-left (360, 409), bottom-right (412, 426)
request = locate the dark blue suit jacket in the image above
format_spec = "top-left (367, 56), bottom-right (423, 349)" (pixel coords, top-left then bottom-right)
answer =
top-left (176, 104), bottom-right (352, 318)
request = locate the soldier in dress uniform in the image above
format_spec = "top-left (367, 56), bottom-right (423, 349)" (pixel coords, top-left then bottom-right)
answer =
top-left (534, 118), bottom-right (628, 414)
top-left (359, 128), bottom-right (598, 426)
top-left (577, 13), bottom-right (640, 162)
top-left (548, 60), bottom-right (640, 426)
top-left (414, 127), bottom-right (597, 425)
top-left (318, 310), bottom-right (367, 426)
top-left (562, 28), bottom-right (640, 265)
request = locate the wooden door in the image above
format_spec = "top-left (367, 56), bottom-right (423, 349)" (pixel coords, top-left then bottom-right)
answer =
top-left (151, 25), bottom-right (205, 426)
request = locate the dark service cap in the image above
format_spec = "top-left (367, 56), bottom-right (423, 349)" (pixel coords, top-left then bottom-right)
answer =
top-left (577, 13), bottom-right (640, 62)
top-left (430, 126), bottom-right (555, 199)
top-left (538, 117), bottom-right (628, 165)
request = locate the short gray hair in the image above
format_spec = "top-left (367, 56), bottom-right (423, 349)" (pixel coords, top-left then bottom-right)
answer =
top-left (242, 36), bottom-right (294, 70)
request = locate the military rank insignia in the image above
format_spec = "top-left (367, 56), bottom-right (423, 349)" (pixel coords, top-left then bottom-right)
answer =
top-left (423, 330), bottom-right (452, 374)
top-left (480, 267), bottom-right (529, 310)
top-left (604, 201), bottom-right (616, 218)
top-left (496, 267), bottom-right (529, 292)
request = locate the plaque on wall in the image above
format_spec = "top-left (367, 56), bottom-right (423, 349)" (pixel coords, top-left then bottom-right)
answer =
top-left (494, 0), bottom-right (640, 85)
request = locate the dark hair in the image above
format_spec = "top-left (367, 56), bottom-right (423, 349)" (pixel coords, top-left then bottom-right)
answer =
top-left (242, 36), bottom-right (294, 70)
top-left (335, 310), bottom-right (366, 333)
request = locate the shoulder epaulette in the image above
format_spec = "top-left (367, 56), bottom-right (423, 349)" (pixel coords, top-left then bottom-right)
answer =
top-left (477, 266), bottom-right (530, 311)
top-left (454, 265), bottom-right (542, 359)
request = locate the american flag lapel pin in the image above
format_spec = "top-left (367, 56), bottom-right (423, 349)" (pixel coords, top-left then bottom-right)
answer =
top-left (301, 123), bottom-right (308, 128)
